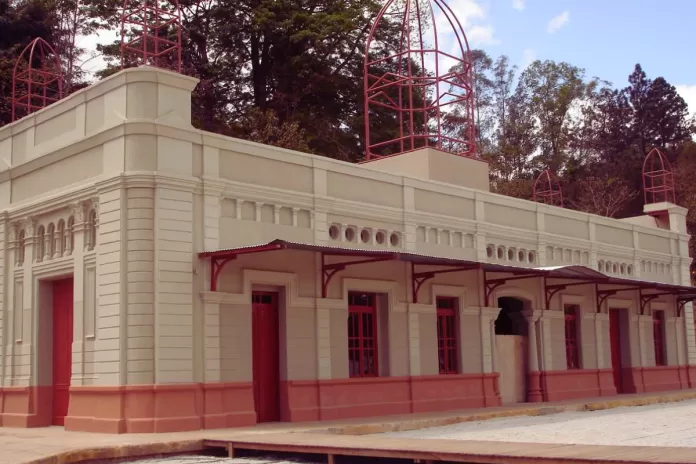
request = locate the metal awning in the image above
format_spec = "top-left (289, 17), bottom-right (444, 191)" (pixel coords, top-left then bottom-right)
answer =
top-left (199, 240), bottom-right (696, 312)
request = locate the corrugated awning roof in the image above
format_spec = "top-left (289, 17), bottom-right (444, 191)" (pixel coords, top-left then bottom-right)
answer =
top-left (199, 239), bottom-right (696, 296)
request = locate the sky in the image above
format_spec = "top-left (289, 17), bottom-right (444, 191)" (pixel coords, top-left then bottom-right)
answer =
top-left (80, 0), bottom-right (696, 114)
top-left (453, 0), bottom-right (696, 114)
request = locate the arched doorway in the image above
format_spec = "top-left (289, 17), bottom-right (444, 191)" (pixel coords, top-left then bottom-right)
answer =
top-left (495, 296), bottom-right (529, 404)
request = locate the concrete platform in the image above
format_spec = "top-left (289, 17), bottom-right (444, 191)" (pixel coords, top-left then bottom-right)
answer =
top-left (4, 389), bottom-right (696, 464)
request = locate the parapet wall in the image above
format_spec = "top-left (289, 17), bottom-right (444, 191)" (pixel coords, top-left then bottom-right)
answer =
top-left (0, 66), bottom-right (690, 288)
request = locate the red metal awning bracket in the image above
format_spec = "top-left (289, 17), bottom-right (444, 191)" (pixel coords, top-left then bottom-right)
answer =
top-left (545, 280), bottom-right (591, 310)
top-left (596, 284), bottom-right (642, 313)
top-left (596, 285), bottom-right (618, 314)
top-left (676, 297), bottom-right (696, 317)
top-left (205, 242), bottom-right (288, 292)
top-left (411, 262), bottom-right (478, 303)
top-left (639, 290), bottom-right (675, 315)
top-left (322, 253), bottom-right (392, 298)
top-left (210, 255), bottom-right (235, 291)
top-left (484, 271), bottom-right (540, 307)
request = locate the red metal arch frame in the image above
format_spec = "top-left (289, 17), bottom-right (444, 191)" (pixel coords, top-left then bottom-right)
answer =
top-left (11, 38), bottom-right (63, 122)
top-left (363, 0), bottom-right (476, 160)
top-left (533, 170), bottom-right (563, 207)
top-left (642, 148), bottom-right (676, 205)
top-left (120, 0), bottom-right (183, 72)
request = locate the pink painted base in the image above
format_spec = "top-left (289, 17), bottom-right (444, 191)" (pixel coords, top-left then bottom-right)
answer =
top-left (281, 373), bottom-right (500, 422)
top-left (542, 369), bottom-right (616, 401)
top-left (0, 386), bottom-right (52, 428)
top-left (624, 366), bottom-right (685, 394)
top-left (2, 365), bottom-right (694, 434)
top-left (65, 383), bottom-right (256, 434)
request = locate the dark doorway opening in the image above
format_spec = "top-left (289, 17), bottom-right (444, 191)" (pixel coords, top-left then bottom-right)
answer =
top-left (495, 297), bottom-right (528, 336)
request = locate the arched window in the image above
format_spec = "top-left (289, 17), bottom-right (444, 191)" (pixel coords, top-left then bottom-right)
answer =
top-left (47, 223), bottom-right (55, 259)
top-left (17, 230), bottom-right (25, 266)
top-left (87, 210), bottom-right (97, 251)
top-left (36, 226), bottom-right (45, 262)
top-left (56, 220), bottom-right (65, 257)
top-left (66, 216), bottom-right (75, 255)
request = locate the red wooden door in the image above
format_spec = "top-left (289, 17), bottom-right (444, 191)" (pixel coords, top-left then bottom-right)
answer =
top-left (252, 292), bottom-right (280, 423)
top-left (609, 309), bottom-right (623, 394)
top-left (52, 278), bottom-right (74, 425)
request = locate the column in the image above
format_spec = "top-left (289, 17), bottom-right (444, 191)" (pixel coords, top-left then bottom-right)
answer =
top-left (19, 218), bottom-right (35, 386)
top-left (70, 202), bottom-right (87, 385)
top-left (154, 181), bottom-right (195, 384)
top-left (202, 295), bottom-right (222, 383)
top-left (524, 310), bottom-right (543, 402)
top-left (93, 186), bottom-right (126, 386)
top-left (480, 307), bottom-right (500, 373)
top-left (125, 187), bottom-right (155, 385)
top-left (1, 223), bottom-right (12, 387)
top-left (588, 218), bottom-right (598, 269)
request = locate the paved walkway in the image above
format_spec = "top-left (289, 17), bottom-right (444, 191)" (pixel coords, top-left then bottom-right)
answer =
top-left (3, 389), bottom-right (696, 464)
top-left (383, 399), bottom-right (696, 448)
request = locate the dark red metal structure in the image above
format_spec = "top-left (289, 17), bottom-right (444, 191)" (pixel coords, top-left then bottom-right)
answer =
top-left (363, 0), bottom-right (475, 160)
top-left (120, 0), bottom-right (182, 72)
top-left (533, 170), bottom-right (563, 207)
top-left (642, 148), bottom-right (676, 204)
top-left (11, 38), bottom-right (63, 122)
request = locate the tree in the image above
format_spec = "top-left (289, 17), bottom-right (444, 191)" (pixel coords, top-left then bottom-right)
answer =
top-left (491, 55), bottom-right (516, 147)
top-left (237, 107), bottom-right (310, 152)
top-left (492, 79), bottom-right (537, 183)
top-left (674, 142), bottom-right (696, 282)
top-left (516, 60), bottom-right (587, 173)
top-left (91, 0), bottom-right (387, 160)
top-left (570, 176), bottom-right (639, 218)
top-left (469, 49), bottom-right (493, 149)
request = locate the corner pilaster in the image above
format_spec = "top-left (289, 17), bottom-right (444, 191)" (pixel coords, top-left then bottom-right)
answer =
top-left (70, 202), bottom-right (87, 385)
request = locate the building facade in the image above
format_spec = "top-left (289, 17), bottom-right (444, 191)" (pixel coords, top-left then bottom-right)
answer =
top-left (0, 67), bottom-right (694, 433)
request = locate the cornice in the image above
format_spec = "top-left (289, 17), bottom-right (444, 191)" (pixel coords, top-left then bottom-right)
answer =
top-left (154, 173), bottom-right (199, 193)
top-left (200, 176), bottom-right (228, 196)
top-left (84, 252), bottom-right (96, 267)
top-left (5, 178), bottom-right (101, 221)
top-left (32, 256), bottom-right (74, 277)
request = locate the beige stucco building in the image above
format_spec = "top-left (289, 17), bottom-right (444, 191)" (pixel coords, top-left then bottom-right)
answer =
top-left (0, 67), bottom-right (694, 433)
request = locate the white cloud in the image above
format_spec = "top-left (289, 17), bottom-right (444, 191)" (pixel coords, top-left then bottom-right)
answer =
top-left (435, 0), bottom-right (498, 46)
top-left (438, 0), bottom-right (486, 28)
top-left (523, 48), bottom-right (536, 67)
top-left (676, 85), bottom-right (696, 118)
top-left (547, 11), bottom-right (570, 34)
top-left (512, 0), bottom-right (525, 11)
top-left (467, 25), bottom-right (500, 46)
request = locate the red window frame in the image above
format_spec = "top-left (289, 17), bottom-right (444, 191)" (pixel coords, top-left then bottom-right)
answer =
top-left (436, 296), bottom-right (458, 375)
top-left (653, 310), bottom-right (666, 366)
top-left (348, 292), bottom-right (378, 377)
top-left (564, 305), bottom-right (580, 369)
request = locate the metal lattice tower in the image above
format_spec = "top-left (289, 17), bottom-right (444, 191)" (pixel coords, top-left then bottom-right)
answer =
top-left (11, 38), bottom-right (63, 122)
top-left (533, 170), bottom-right (564, 207)
top-left (120, 0), bottom-right (182, 72)
top-left (642, 148), bottom-right (676, 204)
top-left (363, 0), bottom-right (475, 160)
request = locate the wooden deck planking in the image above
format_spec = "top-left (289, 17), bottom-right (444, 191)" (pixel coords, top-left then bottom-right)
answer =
top-left (204, 432), bottom-right (696, 464)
